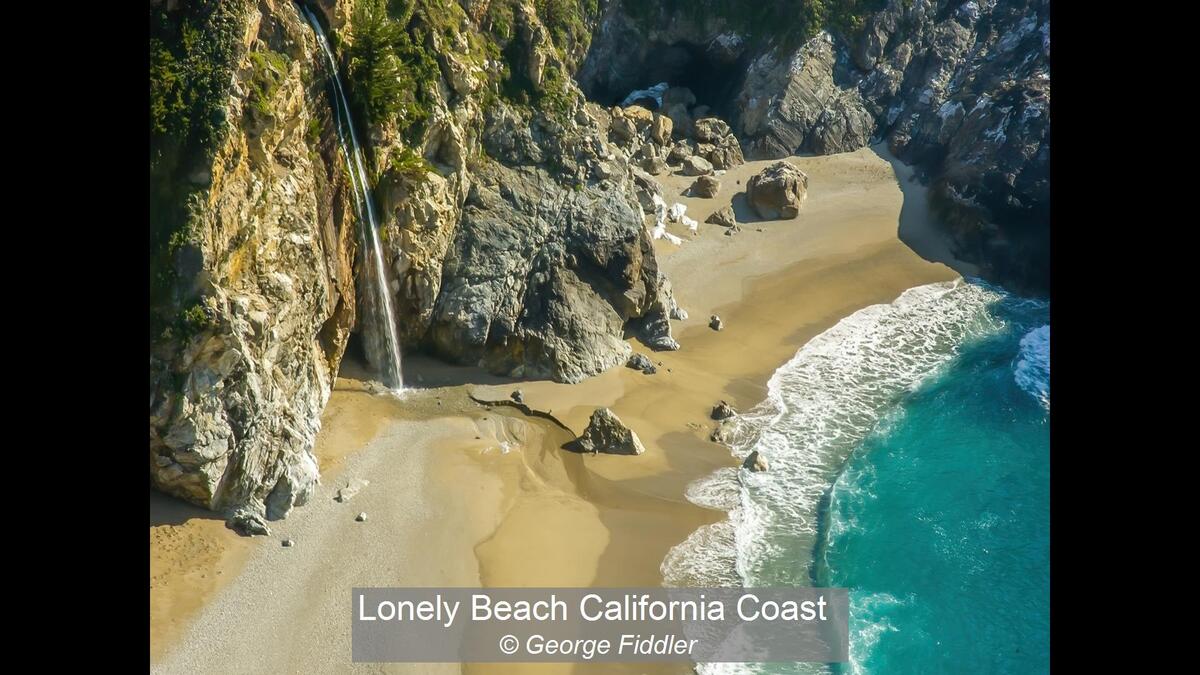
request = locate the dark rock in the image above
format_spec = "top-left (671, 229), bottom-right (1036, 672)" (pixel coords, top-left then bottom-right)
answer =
top-left (626, 353), bottom-right (657, 374)
top-left (281, 538), bottom-right (295, 547)
top-left (511, 389), bottom-right (524, 404)
top-left (691, 175), bottom-right (721, 198)
top-left (356, 512), bottom-right (368, 522)
top-left (682, 155), bottom-right (714, 176)
top-left (709, 315), bottom-right (723, 331)
top-left (746, 161), bottom-right (808, 220)
top-left (711, 400), bottom-right (735, 420)
top-left (576, 408), bottom-right (646, 455)
top-left (742, 450), bottom-right (769, 472)
top-left (226, 502), bottom-right (271, 537)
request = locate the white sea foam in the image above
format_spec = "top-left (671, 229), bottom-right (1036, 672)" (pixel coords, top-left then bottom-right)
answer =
top-left (662, 280), bottom-right (1005, 594)
top-left (1014, 324), bottom-right (1050, 410)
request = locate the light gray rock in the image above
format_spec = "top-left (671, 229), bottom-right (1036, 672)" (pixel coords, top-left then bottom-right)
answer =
top-left (746, 161), bottom-right (808, 220)
top-left (576, 408), bottom-right (646, 455)
top-left (626, 353), bottom-right (657, 374)
top-left (356, 512), bottom-right (368, 522)
top-left (226, 502), bottom-right (271, 537)
top-left (682, 155), bottom-right (714, 176)
top-left (706, 205), bottom-right (737, 228)
top-left (334, 479), bottom-right (370, 503)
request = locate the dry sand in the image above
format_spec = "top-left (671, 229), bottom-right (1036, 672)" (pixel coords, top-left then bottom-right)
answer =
top-left (150, 145), bottom-right (961, 673)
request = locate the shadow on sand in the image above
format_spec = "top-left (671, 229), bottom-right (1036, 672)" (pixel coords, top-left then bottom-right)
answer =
top-left (872, 142), bottom-right (981, 279)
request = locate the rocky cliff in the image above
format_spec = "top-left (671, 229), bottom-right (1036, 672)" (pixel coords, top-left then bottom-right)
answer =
top-left (149, 0), bottom-right (680, 526)
top-left (150, 0), bottom-right (363, 528)
top-left (580, 0), bottom-right (1050, 294)
top-left (149, 0), bottom-right (1049, 526)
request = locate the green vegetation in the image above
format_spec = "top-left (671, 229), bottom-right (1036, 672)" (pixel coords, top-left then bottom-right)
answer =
top-left (620, 0), bottom-right (885, 51)
top-left (389, 146), bottom-right (435, 180)
top-left (150, 0), bottom-right (250, 342)
top-left (343, 0), bottom-right (456, 145)
top-left (248, 49), bottom-right (290, 116)
top-left (533, 0), bottom-right (599, 56)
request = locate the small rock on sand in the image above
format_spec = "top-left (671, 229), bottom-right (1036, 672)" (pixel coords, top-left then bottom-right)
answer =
top-left (281, 539), bottom-right (295, 547)
top-left (335, 478), bottom-right (370, 503)
top-left (709, 315), bottom-right (723, 331)
top-left (356, 512), bottom-right (368, 522)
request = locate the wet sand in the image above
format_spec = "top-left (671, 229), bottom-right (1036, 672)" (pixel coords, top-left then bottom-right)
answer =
top-left (150, 146), bottom-right (960, 673)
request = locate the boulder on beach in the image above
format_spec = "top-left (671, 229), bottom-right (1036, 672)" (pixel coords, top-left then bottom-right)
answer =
top-left (692, 175), bottom-right (721, 198)
top-left (682, 155), bottom-right (714, 176)
top-left (706, 204), bottom-right (737, 228)
top-left (576, 408), bottom-right (646, 455)
top-left (746, 161), bottom-right (808, 220)
top-left (626, 353), bottom-right (657, 374)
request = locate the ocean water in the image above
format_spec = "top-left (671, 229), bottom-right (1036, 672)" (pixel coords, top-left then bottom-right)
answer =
top-left (662, 279), bottom-right (1049, 674)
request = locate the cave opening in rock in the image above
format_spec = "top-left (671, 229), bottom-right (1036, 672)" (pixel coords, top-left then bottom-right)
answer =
top-left (586, 40), bottom-right (746, 121)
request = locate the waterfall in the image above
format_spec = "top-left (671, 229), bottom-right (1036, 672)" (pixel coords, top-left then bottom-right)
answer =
top-left (301, 5), bottom-right (404, 390)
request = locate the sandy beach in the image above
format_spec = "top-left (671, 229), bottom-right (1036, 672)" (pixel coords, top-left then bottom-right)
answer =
top-left (150, 145), bottom-right (961, 673)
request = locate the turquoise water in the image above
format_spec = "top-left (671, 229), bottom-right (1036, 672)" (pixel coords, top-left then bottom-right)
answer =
top-left (815, 291), bottom-right (1049, 674)
top-left (663, 280), bottom-right (1049, 675)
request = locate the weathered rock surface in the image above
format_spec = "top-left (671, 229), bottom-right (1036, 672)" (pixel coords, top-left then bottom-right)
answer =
top-left (579, 0), bottom-right (1051, 293)
top-left (746, 161), bottom-right (808, 220)
top-left (711, 400), bottom-right (735, 420)
top-left (691, 175), bottom-right (721, 198)
top-left (150, 2), bottom-right (355, 523)
top-left (576, 408), bottom-right (647, 455)
top-left (706, 204), bottom-right (737, 228)
top-left (626, 353), bottom-right (657, 374)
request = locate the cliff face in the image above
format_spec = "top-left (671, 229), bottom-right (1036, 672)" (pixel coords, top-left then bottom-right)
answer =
top-left (149, 0), bottom-right (680, 525)
top-left (149, 0), bottom-right (1049, 526)
top-left (580, 0), bottom-right (1051, 294)
top-left (150, 0), bottom-right (358, 526)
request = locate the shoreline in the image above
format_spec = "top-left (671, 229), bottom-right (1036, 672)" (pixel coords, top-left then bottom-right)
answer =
top-left (150, 146), bottom-right (963, 672)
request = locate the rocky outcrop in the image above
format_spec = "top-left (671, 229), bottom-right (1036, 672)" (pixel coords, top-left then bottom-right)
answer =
top-left (575, 408), bottom-right (647, 455)
top-left (149, 0), bottom-right (680, 522)
top-left (579, 0), bottom-right (1051, 293)
top-left (149, 0), bottom-right (357, 521)
top-left (746, 161), bottom-right (808, 220)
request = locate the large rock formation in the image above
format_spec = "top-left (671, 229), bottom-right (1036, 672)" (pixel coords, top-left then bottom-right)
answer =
top-left (148, 0), bottom-right (679, 521)
top-left (576, 408), bottom-right (647, 455)
top-left (579, 0), bottom-right (1051, 294)
top-left (746, 161), bottom-right (809, 220)
top-left (149, 0), bottom-right (358, 522)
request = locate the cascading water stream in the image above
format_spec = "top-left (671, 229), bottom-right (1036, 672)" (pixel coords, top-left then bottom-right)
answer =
top-left (301, 5), bottom-right (404, 391)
